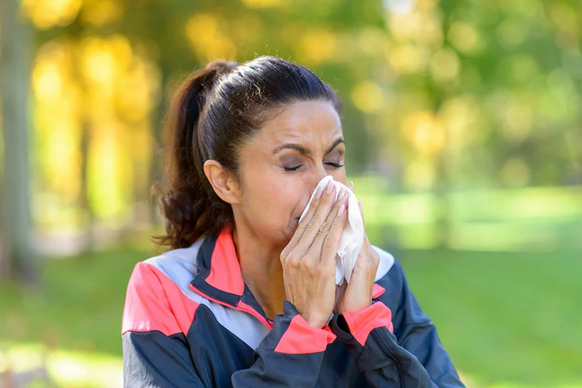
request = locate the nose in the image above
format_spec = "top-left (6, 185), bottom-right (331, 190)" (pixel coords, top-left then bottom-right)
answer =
top-left (311, 165), bottom-right (329, 190)
top-left (297, 168), bottom-right (329, 221)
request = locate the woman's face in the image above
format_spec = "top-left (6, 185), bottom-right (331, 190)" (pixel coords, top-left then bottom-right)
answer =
top-left (233, 100), bottom-right (346, 248)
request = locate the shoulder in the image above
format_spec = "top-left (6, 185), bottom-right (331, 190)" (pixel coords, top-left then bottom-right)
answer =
top-left (139, 237), bottom-right (205, 294)
top-left (122, 238), bottom-right (207, 336)
top-left (371, 244), bottom-right (405, 309)
top-left (370, 246), bottom-right (412, 312)
top-left (371, 245), bottom-right (432, 331)
top-left (371, 244), bottom-right (396, 282)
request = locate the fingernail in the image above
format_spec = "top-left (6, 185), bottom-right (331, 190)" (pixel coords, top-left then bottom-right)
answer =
top-left (326, 181), bottom-right (334, 194)
top-left (350, 181), bottom-right (354, 189)
top-left (338, 187), bottom-right (346, 200)
top-left (316, 186), bottom-right (323, 199)
top-left (338, 204), bottom-right (345, 216)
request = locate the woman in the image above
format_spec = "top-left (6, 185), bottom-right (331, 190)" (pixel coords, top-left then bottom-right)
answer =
top-left (122, 56), bottom-right (465, 388)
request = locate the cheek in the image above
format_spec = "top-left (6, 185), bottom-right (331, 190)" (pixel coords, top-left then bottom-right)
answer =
top-left (243, 174), bottom-right (299, 218)
top-left (264, 182), bottom-right (299, 212)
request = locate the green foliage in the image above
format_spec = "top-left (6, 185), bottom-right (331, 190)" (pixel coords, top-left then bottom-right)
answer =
top-left (19, 0), bottom-right (582, 240)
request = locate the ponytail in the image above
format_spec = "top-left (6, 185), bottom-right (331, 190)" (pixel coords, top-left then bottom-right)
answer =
top-left (152, 60), bottom-right (237, 249)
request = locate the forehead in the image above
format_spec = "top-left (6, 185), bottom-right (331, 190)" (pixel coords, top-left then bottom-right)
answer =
top-left (250, 100), bottom-right (343, 153)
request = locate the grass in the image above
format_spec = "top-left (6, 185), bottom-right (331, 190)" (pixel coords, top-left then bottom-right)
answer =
top-left (0, 247), bottom-right (150, 357)
top-left (397, 249), bottom-right (582, 388)
top-left (0, 246), bottom-right (581, 387)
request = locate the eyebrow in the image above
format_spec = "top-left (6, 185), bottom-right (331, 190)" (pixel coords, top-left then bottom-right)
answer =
top-left (272, 137), bottom-right (345, 156)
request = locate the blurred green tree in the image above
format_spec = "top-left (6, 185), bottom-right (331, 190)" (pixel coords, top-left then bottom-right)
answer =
top-left (0, 0), bottom-right (37, 282)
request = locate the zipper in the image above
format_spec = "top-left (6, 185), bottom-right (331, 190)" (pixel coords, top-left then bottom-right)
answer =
top-left (371, 330), bottom-right (405, 388)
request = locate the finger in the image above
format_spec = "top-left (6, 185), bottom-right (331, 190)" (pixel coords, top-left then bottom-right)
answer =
top-left (291, 180), bottom-right (339, 257)
top-left (283, 185), bottom-right (324, 256)
top-left (317, 190), bottom-right (349, 268)
top-left (306, 187), bottom-right (349, 261)
top-left (334, 282), bottom-right (347, 313)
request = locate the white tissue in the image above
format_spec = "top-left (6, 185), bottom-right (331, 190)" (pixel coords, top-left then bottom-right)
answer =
top-left (298, 175), bottom-right (364, 285)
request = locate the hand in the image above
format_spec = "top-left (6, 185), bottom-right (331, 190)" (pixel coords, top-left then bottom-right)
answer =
top-left (280, 180), bottom-right (349, 328)
top-left (335, 184), bottom-right (380, 314)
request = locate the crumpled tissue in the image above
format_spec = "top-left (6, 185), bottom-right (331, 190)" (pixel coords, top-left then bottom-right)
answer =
top-left (298, 175), bottom-right (363, 285)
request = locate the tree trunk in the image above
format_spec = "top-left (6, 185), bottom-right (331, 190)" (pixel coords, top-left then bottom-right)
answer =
top-left (0, 0), bottom-right (37, 283)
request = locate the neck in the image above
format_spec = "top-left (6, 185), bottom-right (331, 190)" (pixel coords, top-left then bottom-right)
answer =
top-left (231, 222), bottom-right (286, 320)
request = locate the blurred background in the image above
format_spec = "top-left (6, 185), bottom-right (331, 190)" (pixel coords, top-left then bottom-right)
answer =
top-left (0, 0), bottom-right (581, 386)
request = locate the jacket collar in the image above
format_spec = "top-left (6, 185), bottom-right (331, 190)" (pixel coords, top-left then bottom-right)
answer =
top-left (190, 225), bottom-right (245, 306)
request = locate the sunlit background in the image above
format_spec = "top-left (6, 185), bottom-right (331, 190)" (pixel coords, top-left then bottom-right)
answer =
top-left (0, 0), bottom-right (581, 386)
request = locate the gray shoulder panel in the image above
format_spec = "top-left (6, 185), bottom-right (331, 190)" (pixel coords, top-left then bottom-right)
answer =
top-left (144, 237), bottom-right (269, 350)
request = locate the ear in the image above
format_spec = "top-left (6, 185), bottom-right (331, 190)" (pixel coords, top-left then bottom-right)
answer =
top-left (203, 160), bottom-right (241, 205)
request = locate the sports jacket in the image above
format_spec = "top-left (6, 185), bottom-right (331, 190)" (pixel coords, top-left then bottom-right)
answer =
top-left (122, 225), bottom-right (465, 387)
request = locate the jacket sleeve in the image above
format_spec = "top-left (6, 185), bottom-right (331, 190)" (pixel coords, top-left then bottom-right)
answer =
top-left (122, 262), bottom-right (204, 387)
top-left (122, 262), bottom-right (336, 388)
top-left (230, 301), bottom-right (336, 387)
top-left (329, 261), bottom-right (465, 388)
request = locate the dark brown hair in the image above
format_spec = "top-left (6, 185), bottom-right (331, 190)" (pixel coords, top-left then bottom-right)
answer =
top-left (153, 56), bottom-right (343, 249)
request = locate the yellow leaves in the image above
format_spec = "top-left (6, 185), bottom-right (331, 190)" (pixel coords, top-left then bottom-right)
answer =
top-left (357, 28), bottom-right (389, 57)
top-left (401, 111), bottom-right (444, 156)
top-left (21, 0), bottom-right (82, 29)
top-left (385, 0), bottom-right (445, 77)
top-left (31, 36), bottom-right (160, 225)
top-left (78, 35), bottom-right (160, 121)
top-left (79, 36), bottom-right (158, 217)
top-left (186, 14), bottom-right (236, 60)
top-left (297, 28), bottom-right (338, 66)
top-left (241, 0), bottom-right (288, 9)
top-left (231, 15), bottom-right (264, 49)
top-left (80, 35), bottom-right (132, 91)
top-left (87, 121), bottom-right (133, 219)
top-left (116, 60), bottom-right (161, 123)
top-left (387, 3), bottom-right (443, 49)
top-left (80, 0), bottom-right (124, 27)
top-left (32, 49), bottom-right (65, 102)
top-left (437, 95), bottom-right (485, 152)
top-left (352, 82), bottom-right (384, 113)
top-left (388, 43), bottom-right (428, 75)
top-left (21, 0), bottom-right (124, 29)
top-left (32, 42), bottom-right (82, 203)
top-left (388, 11), bottom-right (421, 41)
top-left (429, 48), bottom-right (460, 83)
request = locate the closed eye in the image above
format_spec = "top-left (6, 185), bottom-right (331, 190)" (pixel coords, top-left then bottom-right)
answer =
top-left (283, 162), bottom-right (344, 172)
